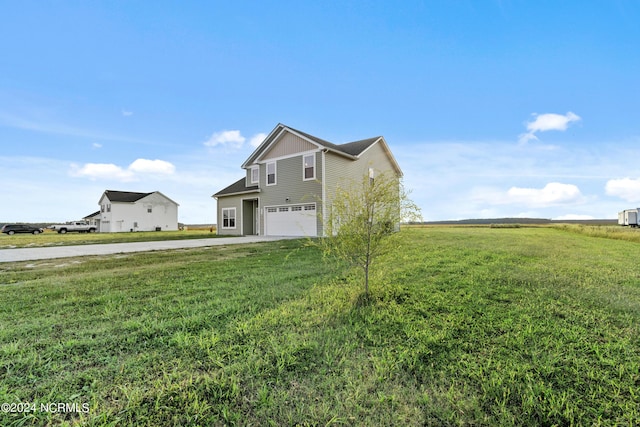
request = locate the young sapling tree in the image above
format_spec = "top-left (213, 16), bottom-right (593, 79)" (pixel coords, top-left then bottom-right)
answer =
top-left (318, 170), bottom-right (421, 296)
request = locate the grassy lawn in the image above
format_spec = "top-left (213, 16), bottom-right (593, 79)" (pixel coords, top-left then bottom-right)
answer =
top-left (0, 228), bottom-right (221, 249)
top-left (1, 227), bottom-right (639, 425)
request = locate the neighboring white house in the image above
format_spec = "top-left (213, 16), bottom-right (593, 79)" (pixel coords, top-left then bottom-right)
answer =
top-left (213, 123), bottom-right (402, 237)
top-left (97, 190), bottom-right (179, 232)
top-left (83, 210), bottom-right (101, 226)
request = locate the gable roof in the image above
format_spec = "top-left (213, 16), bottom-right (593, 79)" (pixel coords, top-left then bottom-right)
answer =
top-left (102, 190), bottom-right (152, 203)
top-left (101, 190), bottom-right (179, 205)
top-left (83, 210), bottom-right (101, 219)
top-left (241, 123), bottom-right (392, 170)
top-left (335, 137), bottom-right (382, 156)
top-left (212, 178), bottom-right (260, 198)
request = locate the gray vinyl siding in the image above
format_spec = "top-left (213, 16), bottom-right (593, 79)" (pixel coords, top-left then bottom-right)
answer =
top-left (216, 196), bottom-right (243, 236)
top-left (323, 141), bottom-right (399, 235)
top-left (258, 152), bottom-right (322, 235)
top-left (263, 132), bottom-right (317, 160)
top-left (351, 141), bottom-right (397, 179)
top-left (325, 141), bottom-right (397, 191)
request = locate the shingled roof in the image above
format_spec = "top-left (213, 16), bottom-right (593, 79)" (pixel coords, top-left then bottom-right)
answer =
top-left (212, 178), bottom-right (260, 198)
top-left (103, 190), bottom-right (153, 203)
top-left (242, 123), bottom-right (383, 169)
top-left (83, 210), bottom-right (101, 219)
top-left (286, 125), bottom-right (380, 156)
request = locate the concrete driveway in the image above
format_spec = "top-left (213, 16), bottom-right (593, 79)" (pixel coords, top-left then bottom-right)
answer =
top-left (0, 236), bottom-right (296, 263)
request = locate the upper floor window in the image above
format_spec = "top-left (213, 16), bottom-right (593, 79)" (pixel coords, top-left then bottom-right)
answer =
top-left (303, 154), bottom-right (315, 180)
top-left (250, 166), bottom-right (259, 184)
top-left (267, 162), bottom-right (276, 185)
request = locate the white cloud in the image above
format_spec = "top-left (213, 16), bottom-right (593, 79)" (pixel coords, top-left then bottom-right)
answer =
top-left (70, 163), bottom-right (135, 182)
top-left (249, 132), bottom-right (267, 148)
top-left (519, 112), bottom-right (581, 144)
top-left (70, 158), bottom-right (175, 182)
top-left (507, 182), bottom-right (584, 207)
top-left (527, 112), bottom-right (581, 132)
top-left (129, 159), bottom-right (176, 175)
top-left (121, 110), bottom-right (133, 117)
top-left (204, 130), bottom-right (245, 148)
top-left (605, 178), bottom-right (640, 202)
top-left (472, 182), bottom-right (585, 208)
top-left (92, 143), bottom-right (102, 149)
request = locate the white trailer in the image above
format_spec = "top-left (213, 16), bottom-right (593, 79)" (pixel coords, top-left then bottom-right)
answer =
top-left (618, 209), bottom-right (639, 227)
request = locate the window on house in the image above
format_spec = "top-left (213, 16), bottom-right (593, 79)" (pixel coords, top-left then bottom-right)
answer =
top-left (267, 162), bottom-right (276, 185)
top-left (251, 166), bottom-right (259, 184)
top-left (147, 207), bottom-right (153, 213)
top-left (107, 204), bottom-right (111, 212)
top-left (303, 154), bottom-right (315, 180)
top-left (222, 208), bottom-right (236, 229)
top-left (101, 204), bottom-right (105, 213)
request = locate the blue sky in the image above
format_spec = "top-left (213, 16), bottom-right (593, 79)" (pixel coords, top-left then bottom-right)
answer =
top-left (2, 1), bottom-right (639, 224)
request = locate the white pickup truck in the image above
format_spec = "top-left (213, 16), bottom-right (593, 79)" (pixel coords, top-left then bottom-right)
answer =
top-left (48, 221), bottom-right (97, 234)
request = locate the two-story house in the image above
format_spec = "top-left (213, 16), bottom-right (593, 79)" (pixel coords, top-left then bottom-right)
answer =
top-left (213, 123), bottom-right (402, 237)
top-left (98, 190), bottom-right (179, 232)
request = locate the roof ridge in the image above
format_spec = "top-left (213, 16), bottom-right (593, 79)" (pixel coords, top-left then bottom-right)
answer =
top-left (104, 190), bottom-right (155, 203)
top-left (284, 125), bottom-right (381, 156)
top-left (213, 177), bottom-right (259, 198)
top-left (283, 125), bottom-right (336, 147)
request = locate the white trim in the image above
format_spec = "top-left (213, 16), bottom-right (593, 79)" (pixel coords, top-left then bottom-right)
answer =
top-left (264, 203), bottom-right (316, 210)
top-left (266, 161), bottom-right (277, 186)
top-left (250, 166), bottom-right (259, 184)
top-left (253, 127), bottom-right (325, 164)
top-left (357, 137), bottom-right (403, 177)
top-left (263, 202), bottom-right (317, 237)
top-left (240, 197), bottom-right (260, 235)
top-left (256, 148), bottom-right (320, 164)
top-left (213, 188), bottom-right (260, 199)
top-left (355, 137), bottom-right (381, 157)
top-left (241, 125), bottom-right (287, 169)
top-left (221, 207), bottom-right (237, 229)
top-left (303, 152), bottom-right (316, 181)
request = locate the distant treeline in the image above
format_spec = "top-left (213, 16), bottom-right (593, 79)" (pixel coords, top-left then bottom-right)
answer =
top-left (414, 218), bottom-right (618, 226)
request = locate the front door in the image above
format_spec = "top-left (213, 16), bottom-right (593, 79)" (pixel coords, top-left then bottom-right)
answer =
top-left (242, 199), bottom-right (258, 235)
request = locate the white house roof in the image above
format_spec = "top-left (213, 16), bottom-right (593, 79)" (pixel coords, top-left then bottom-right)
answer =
top-left (100, 190), bottom-right (179, 206)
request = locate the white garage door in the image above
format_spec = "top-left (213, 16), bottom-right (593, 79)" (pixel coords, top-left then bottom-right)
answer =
top-left (265, 204), bottom-right (317, 236)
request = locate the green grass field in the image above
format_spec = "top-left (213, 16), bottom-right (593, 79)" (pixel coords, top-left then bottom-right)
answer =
top-left (1, 227), bottom-right (639, 426)
top-left (0, 228), bottom-right (220, 249)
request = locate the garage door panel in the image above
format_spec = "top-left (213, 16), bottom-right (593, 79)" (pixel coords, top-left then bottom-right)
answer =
top-left (265, 204), bottom-right (317, 236)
